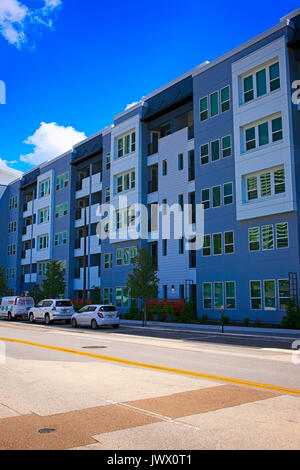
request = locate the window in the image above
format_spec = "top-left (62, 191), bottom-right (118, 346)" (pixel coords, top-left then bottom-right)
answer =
top-left (105, 188), bottom-right (110, 202)
top-left (247, 176), bottom-right (258, 200)
top-left (56, 172), bottom-right (68, 190)
top-left (179, 284), bottom-right (185, 299)
top-left (7, 244), bottom-right (16, 256)
top-left (258, 122), bottom-right (269, 146)
top-left (130, 246), bottom-right (137, 264)
top-left (179, 237), bottom-right (184, 254)
top-left (162, 159), bottom-right (167, 176)
top-left (124, 248), bottom-right (130, 265)
top-left (116, 287), bottom-right (122, 307)
top-left (178, 194), bottom-right (184, 211)
top-left (210, 91), bottom-right (219, 117)
top-left (56, 202), bottom-right (68, 218)
top-left (116, 249), bottom-right (123, 266)
top-left (260, 173), bottom-right (271, 197)
top-left (117, 176), bottom-right (123, 193)
top-left (256, 68), bottom-right (267, 97)
top-left (249, 227), bottom-right (260, 251)
top-left (276, 223), bottom-right (288, 248)
top-left (224, 231), bottom-right (234, 254)
top-left (200, 97), bottom-right (208, 121)
top-left (212, 186), bottom-right (221, 208)
top-left (201, 188), bottom-right (210, 210)
top-left (264, 280), bottom-right (276, 310)
top-left (104, 288), bottom-right (113, 305)
top-left (162, 239), bottom-right (167, 256)
top-left (278, 280), bottom-right (290, 311)
top-left (262, 225), bottom-right (274, 250)
top-left (38, 207), bottom-right (50, 224)
top-left (203, 235), bottom-right (211, 256)
top-left (272, 117), bottom-right (282, 142)
top-left (222, 136), bottom-right (232, 158)
top-left (117, 131), bottom-right (136, 158)
top-left (226, 282), bottom-right (236, 309)
top-left (274, 168), bottom-right (285, 194)
top-left (6, 268), bottom-right (15, 279)
top-left (39, 179), bottom-right (50, 198)
top-left (245, 127), bottom-right (256, 151)
top-left (269, 62), bottom-right (280, 92)
top-left (213, 233), bottom-right (222, 255)
top-left (123, 287), bottom-right (129, 308)
top-left (38, 235), bottom-right (49, 251)
top-left (250, 281), bottom-right (262, 310)
top-left (8, 221), bottom-right (17, 233)
top-left (244, 116), bottom-right (283, 153)
top-left (242, 62), bottom-right (280, 104)
top-left (223, 182), bottom-right (233, 205)
top-left (243, 75), bottom-right (254, 103)
top-left (106, 153), bottom-right (111, 170)
top-left (178, 153), bottom-right (183, 170)
top-left (131, 170), bottom-right (135, 189)
top-left (9, 196), bottom-right (18, 210)
top-left (200, 143), bottom-right (209, 165)
top-left (211, 140), bottom-right (220, 162)
top-left (163, 285), bottom-right (168, 299)
top-left (214, 282), bottom-right (223, 308)
top-left (104, 253), bottom-right (113, 269)
top-left (221, 86), bottom-right (230, 112)
top-left (203, 283), bottom-right (212, 308)
top-left (38, 263), bottom-right (49, 276)
top-left (55, 231), bottom-right (67, 246)
top-left (246, 168), bottom-right (285, 202)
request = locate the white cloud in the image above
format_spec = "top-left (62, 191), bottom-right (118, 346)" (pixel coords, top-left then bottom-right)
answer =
top-left (20, 122), bottom-right (87, 166)
top-left (0, 158), bottom-right (22, 175)
top-left (0, 0), bottom-right (62, 49)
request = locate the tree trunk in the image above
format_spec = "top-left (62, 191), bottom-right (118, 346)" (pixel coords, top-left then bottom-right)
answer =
top-left (143, 299), bottom-right (147, 327)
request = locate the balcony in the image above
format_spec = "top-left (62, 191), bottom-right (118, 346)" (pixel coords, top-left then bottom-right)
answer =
top-left (148, 180), bottom-right (158, 194)
top-left (22, 227), bottom-right (27, 235)
top-left (148, 142), bottom-right (158, 156)
top-left (188, 126), bottom-right (194, 140)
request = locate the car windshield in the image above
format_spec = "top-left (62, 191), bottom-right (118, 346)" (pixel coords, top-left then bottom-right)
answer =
top-left (99, 306), bottom-right (117, 312)
top-left (56, 301), bottom-right (72, 307)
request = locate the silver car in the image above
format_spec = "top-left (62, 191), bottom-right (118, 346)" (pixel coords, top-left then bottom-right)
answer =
top-left (28, 299), bottom-right (75, 325)
top-left (71, 304), bottom-right (120, 329)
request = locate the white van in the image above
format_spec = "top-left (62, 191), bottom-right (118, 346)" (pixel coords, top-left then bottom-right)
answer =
top-left (0, 296), bottom-right (35, 320)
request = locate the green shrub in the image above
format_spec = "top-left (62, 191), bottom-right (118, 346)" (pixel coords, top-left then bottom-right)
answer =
top-left (181, 302), bottom-right (195, 323)
top-left (201, 314), bottom-right (208, 323)
top-left (164, 304), bottom-right (175, 315)
top-left (222, 315), bottom-right (230, 325)
top-left (281, 299), bottom-right (300, 329)
top-left (243, 317), bottom-right (250, 326)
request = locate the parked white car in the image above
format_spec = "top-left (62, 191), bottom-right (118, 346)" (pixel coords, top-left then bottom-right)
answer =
top-left (28, 299), bottom-right (75, 325)
top-left (0, 296), bottom-right (34, 320)
top-left (71, 305), bottom-right (120, 329)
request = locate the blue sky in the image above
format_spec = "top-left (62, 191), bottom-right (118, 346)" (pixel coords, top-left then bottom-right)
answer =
top-left (0, 0), bottom-right (299, 173)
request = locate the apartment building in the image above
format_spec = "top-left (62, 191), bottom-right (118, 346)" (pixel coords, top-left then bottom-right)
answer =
top-left (1, 8), bottom-right (300, 323)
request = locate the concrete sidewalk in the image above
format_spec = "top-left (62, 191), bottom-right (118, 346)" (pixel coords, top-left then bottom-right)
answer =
top-left (120, 319), bottom-right (300, 338)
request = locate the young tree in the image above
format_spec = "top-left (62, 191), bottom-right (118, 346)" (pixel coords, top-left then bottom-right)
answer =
top-left (126, 248), bottom-right (159, 326)
top-left (41, 260), bottom-right (66, 299)
top-left (30, 284), bottom-right (43, 304)
top-left (0, 264), bottom-right (7, 296)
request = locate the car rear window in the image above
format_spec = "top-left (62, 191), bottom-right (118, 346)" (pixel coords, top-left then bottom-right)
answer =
top-left (56, 301), bottom-right (72, 307)
top-left (99, 306), bottom-right (117, 312)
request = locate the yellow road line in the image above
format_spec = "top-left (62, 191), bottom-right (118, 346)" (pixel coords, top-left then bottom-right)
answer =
top-left (1, 336), bottom-right (300, 397)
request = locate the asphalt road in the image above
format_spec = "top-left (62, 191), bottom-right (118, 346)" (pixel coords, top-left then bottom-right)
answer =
top-left (0, 319), bottom-right (300, 450)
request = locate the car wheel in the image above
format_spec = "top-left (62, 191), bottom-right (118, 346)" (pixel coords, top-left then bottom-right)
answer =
top-left (45, 314), bottom-right (51, 325)
top-left (91, 319), bottom-right (98, 330)
top-left (29, 313), bottom-right (35, 323)
top-left (71, 318), bottom-right (77, 328)
top-left (113, 324), bottom-right (120, 329)
top-left (8, 312), bottom-right (13, 321)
